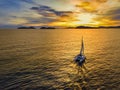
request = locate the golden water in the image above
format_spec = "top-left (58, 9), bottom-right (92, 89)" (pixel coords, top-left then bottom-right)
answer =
top-left (0, 29), bottom-right (120, 90)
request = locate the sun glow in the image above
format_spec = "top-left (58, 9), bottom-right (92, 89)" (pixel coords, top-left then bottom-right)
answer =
top-left (76, 13), bottom-right (96, 25)
top-left (49, 13), bottom-right (100, 27)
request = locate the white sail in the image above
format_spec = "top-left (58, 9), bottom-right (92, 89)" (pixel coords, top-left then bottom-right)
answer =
top-left (80, 37), bottom-right (84, 55)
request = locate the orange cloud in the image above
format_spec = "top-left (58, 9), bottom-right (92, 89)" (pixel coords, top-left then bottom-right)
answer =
top-left (76, 2), bottom-right (97, 12)
top-left (75, 0), bottom-right (108, 13)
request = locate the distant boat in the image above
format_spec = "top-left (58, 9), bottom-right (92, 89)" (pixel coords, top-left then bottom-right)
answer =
top-left (74, 37), bottom-right (86, 66)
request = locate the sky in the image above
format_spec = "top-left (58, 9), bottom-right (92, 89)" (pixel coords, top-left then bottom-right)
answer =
top-left (0, 0), bottom-right (120, 28)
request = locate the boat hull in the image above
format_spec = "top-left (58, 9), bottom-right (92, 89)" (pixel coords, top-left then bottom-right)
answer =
top-left (74, 55), bottom-right (86, 66)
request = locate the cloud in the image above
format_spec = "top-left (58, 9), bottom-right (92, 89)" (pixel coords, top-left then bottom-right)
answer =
top-left (30, 5), bottom-right (56, 17)
top-left (27, 4), bottom-right (76, 27)
top-left (0, 0), bottom-right (120, 28)
top-left (75, 2), bottom-right (96, 13)
top-left (107, 7), bottom-right (120, 15)
top-left (74, 0), bottom-right (120, 14)
top-left (30, 5), bottom-right (73, 17)
top-left (31, 17), bottom-right (57, 24)
top-left (96, 0), bottom-right (108, 3)
top-left (92, 6), bottom-right (120, 26)
top-left (72, 0), bottom-right (120, 26)
top-left (104, 7), bottom-right (120, 22)
top-left (75, 0), bottom-right (108, 13)
top-left (20, 0), bottom-right (37, 5)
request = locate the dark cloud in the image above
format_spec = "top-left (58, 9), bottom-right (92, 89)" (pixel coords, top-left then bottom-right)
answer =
top-left (55, 11), bottom-right (73, 16)
top-left (29, 5), bottom-right (74, 26)
top-left (93, 6), bottom-right (120, 26)
top-left (30, 5), bottom-right (73, 17)
top-left (107, 8), bottom-right (120, 15)
top-left (108, 8), bottom-right (120, 20)
top-left (112, 15), bottom-right (120, 20)
top-left (30, 7), bottom-right (39, 10)
top-left (20, 0), bottom-right (37, 5)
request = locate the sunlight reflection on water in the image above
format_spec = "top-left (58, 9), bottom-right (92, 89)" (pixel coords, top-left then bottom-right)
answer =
top-left (0, 29), bottom-right (120, 90)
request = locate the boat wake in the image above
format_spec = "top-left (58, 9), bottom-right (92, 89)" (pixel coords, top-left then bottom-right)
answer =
top-left (67, 63), bottom-right (88, 90)
top-left (67, 37), bottom-right (88, 90)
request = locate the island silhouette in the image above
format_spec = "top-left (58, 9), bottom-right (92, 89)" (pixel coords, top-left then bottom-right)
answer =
top-left (40, 27), bottom-right (56, 29)
top-left (17, 26), bottom-right (120, 29)
top-left (18, 26), bottom-right (36, 29)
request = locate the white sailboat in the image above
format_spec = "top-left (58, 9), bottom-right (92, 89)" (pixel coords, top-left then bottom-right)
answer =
top-left (74, 37), bottom-right (86, 66)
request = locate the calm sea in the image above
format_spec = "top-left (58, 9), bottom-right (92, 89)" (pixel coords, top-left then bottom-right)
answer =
top-left (0, 29), bottom-right (120, 90)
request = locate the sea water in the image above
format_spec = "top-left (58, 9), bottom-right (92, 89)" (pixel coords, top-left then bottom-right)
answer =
top-left (0, 29), bottom-right (120, 90)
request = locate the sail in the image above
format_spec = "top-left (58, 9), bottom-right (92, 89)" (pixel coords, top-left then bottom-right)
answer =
top-left (80, 37), bottom-right (84, 55)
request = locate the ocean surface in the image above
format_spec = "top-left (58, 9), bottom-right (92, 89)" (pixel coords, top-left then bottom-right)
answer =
top-left (0, 29), bottom-right (120, 90)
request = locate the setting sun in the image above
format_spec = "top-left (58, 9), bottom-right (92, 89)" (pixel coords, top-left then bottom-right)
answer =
top-left (75, 13), bottom-right (96, 25)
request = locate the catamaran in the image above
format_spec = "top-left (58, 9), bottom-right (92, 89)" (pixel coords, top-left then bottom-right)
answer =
top-left (74, 37), bottom-right (86, 66)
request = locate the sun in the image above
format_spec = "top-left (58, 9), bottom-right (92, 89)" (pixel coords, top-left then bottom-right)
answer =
top-left (49, 13), bottom-right (99, 27)
top-left (75, 13), bottom-right (96, 25)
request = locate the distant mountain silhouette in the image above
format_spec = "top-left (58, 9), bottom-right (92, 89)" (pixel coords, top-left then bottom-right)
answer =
top-left (17, 26), bottom-right (120, 29)
top-left (76, 26), bottom-right (120, 29)
top-left (76, 26), bottom-right (94, 29)
top-left (18, 26), bottom-right (36, 29)
top-left (98, 26), bottom-right (120, 28)
top-left (40, 27), bottom-right (56, 29)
